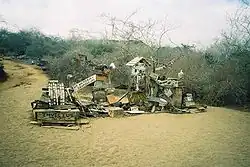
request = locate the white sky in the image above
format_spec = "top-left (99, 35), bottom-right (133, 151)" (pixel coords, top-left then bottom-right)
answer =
top-left (0, 0), bottom-right (245, 47)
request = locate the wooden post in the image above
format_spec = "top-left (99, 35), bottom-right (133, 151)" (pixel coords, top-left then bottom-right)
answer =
top-left (136, 75), bottom-right (139, 91)
top-left (172, 87), bottom-right (183, 108)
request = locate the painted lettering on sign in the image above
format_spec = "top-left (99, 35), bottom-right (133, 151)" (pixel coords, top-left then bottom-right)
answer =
top-left (36, 112), bottom-right (78, 121)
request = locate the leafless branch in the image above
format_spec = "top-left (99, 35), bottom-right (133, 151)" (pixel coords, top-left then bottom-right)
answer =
top-left (0, 14), bottom-right (7, 25)
top-left (240, 0), bottom-right (249, 6)
top-left (101, 11), bottom-right (177, 59)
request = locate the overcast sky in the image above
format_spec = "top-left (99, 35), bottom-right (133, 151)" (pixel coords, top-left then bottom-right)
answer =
top-left (0, 0), bottom-right (246, 47)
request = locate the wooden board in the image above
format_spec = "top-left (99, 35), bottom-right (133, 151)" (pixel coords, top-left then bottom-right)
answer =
top-left (96, 74), bottom-right (108, 81)
top-left (42, 126), bottom-right (80, 130)
top-left (106, 94), bottom-right (129, 104)
top-left (172, 88), bottom-right (183, 108)
top-left (72, 75), bottom-right (96, 92)
top-left (108, 107), bottom-right (126, 118)
top-left (124, 110), bottom-right (145, 114)
top-left (33, 108), bottom-right (80, 123)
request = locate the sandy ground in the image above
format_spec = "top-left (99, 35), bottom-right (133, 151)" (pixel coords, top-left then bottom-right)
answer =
top-left (0, 60), bottom-right (250, 167)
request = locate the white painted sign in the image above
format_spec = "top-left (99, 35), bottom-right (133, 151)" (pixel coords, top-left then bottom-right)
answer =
top-left (72, 75), bottom-right (96, 92)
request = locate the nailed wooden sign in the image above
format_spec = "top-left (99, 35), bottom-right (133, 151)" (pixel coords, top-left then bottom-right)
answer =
top-left (72, 75), bottom-right (96, 92)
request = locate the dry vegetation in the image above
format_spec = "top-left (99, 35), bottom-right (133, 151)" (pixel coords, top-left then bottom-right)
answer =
top-left (0, 59), bottom-right (249, 167)
top-left (2, 7), bottom-right (249, 106)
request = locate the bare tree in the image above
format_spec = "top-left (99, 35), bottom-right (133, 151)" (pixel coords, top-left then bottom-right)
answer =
top-left (240, 0), bottom-right (249, 6)
top-left (218, 5), bottom-right (250, 59)
top-left (101, 11), bottom-right (177, 58)
top-left (0, 14), bottom-right (7, 24)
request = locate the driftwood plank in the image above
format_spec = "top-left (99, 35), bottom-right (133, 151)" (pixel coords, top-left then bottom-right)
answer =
top-left (42, 126), bottom-right (80, 130)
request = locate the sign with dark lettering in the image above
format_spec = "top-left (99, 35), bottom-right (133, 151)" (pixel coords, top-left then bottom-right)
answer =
top-left (35, 109), bottom-right (80, 121)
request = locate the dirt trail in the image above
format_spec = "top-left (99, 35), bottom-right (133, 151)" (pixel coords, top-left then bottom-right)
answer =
top-left (0, 60), bottom-right (250, 167)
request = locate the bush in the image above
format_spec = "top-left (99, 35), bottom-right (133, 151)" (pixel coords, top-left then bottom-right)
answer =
top-left (0, 62), bottom-right (7, 82)
top-left (1, 8), bottom-right (250, 107)
top-left (0, 28), bottom-right (70, 59)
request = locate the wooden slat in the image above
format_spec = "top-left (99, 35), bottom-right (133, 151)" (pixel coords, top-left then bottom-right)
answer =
top-left (47, 80), bottom-right (66, 106)
top-left (42, 126), bottom-right (80, 130)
